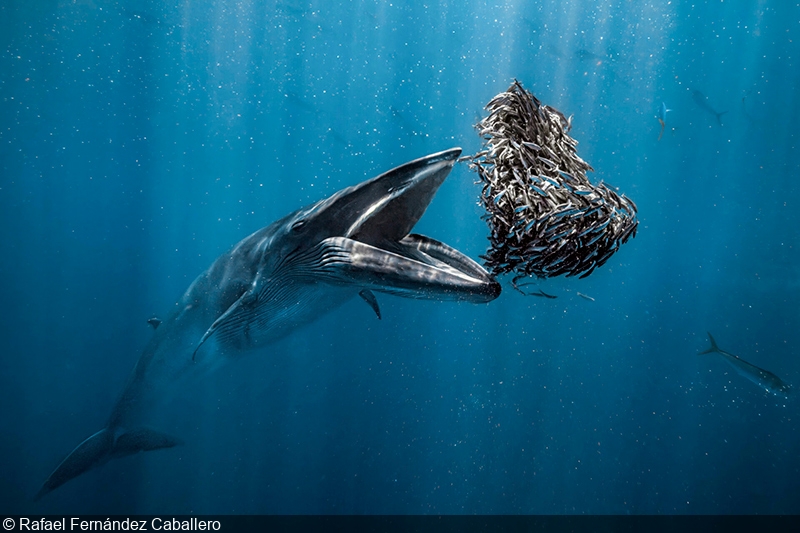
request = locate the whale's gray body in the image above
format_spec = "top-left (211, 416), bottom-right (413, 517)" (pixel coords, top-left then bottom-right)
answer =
top-left (36, 148), bottom-right (500, 499)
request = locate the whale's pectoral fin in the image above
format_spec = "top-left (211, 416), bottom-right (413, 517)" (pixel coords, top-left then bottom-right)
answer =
top-left (192, 290), bottom-right (257, 361)
top-left (110, 428), bottom-right (183, 459)
top-left (319, 236), bottom-right (500, 303)
top-left (36, 427), bottom-right (181, 501)
top-left (358, 289), bottom-right (382, 319)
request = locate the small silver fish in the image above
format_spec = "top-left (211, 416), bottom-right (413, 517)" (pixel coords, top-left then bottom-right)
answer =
top-left (523, 141), bottom-right (541, 151)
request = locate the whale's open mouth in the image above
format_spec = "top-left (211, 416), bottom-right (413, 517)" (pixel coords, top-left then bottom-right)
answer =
top-left (311, 148), bottom-right (501, 302)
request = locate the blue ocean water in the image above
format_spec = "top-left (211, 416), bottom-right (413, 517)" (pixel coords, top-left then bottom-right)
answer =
top-left (1, 0), bottom-right (799, 515)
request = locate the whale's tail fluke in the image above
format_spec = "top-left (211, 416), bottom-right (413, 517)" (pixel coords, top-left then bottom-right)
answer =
top-left (35, 427), bottom-right (181, 501)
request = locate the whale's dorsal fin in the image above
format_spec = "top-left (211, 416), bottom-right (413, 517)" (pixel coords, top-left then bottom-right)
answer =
top-left (359, 289), bottom-right (381, 320)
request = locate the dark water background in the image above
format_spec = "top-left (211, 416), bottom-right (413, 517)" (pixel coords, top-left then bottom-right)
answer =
top-left (1, 0), bottom-right (799, 515)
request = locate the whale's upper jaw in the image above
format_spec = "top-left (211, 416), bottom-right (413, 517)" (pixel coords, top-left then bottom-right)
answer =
top-left (342, 147), bottom-right (465, 244)
top-left (283, 147), bottom-right (465, 246)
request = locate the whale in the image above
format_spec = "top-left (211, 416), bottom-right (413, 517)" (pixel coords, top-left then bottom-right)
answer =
top-left (36, 147), bottom-right (501, 499)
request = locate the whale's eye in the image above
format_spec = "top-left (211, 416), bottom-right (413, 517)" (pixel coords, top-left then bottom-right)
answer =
top-left (291, 219), bottom-right (306, 232)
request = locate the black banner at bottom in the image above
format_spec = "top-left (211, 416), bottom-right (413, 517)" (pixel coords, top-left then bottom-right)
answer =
top-left (2, 515), bottom-right (799, 533)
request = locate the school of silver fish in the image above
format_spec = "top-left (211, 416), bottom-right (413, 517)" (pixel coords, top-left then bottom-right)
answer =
top-left (468, 80), bottom-right (639, 285)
